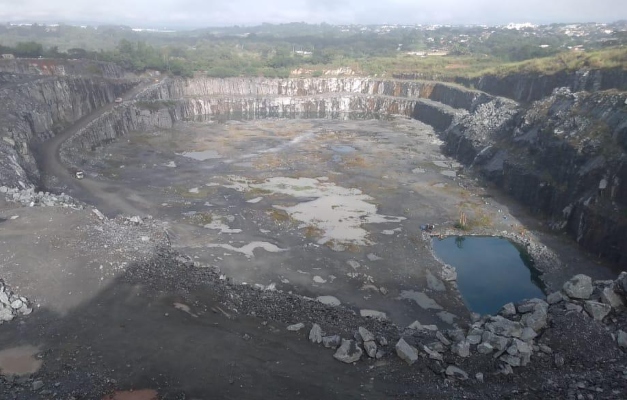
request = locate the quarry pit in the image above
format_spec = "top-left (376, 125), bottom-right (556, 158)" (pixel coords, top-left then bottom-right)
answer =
top-left (1, 70), bottom-right (626, 399)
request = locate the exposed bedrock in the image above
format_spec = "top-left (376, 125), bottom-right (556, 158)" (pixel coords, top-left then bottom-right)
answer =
top-left (443, 87), bottom-right (627, 267)
top-left (0, 76), bottom-right (137, 187)
top-left (2, 72), bottom-right (626, 268)
top-left (456, 67), bottom-right (627, 103)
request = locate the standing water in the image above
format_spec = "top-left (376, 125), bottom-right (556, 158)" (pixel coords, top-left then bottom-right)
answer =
top-left (432, 236), bottom-right (544, 315)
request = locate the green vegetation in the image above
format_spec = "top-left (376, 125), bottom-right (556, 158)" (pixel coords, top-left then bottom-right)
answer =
top-left (0, 22), bottom-right (624, 79)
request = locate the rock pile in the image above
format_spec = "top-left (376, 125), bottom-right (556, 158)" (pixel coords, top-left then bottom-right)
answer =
top-left (0, 280), bottom-right (32, 323)
top-left (1, 186), bottom-right (83, 209)
top-left (287, 271), bottom-right (627, 380)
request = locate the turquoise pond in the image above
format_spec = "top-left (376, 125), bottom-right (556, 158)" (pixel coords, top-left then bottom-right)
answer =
top-left (432, 236), bottom-right (545, 315)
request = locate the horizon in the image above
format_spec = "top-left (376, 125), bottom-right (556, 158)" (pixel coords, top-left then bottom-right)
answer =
top-left (0, 0), bottom-right (625, 30)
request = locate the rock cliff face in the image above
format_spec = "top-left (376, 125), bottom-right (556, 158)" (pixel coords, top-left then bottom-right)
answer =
top-left (442, 87), bottom-right (627, 266)
top-left (0, 76), bottom-right (135, 187)
top-left (456, 68), bottom-right (627, 103)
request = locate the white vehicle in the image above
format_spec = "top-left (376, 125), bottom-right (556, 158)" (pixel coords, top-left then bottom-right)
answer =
top-left (114, 97), bottom-right (123, 103)
top-left (75, 171), bottom-right (84, 179)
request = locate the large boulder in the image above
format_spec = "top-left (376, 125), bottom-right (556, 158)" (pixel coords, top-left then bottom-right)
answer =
top-left (445, 365), bottom-right (468, 380)
top-left (395, 338), bottom-right (419, 365)
top-left (333, 339), bottom-right (363, 363)
top-left (563, 274), bottom-right (593, 299)
top-left (485, 316), bottom-right (523, 338)
top-left (481, 331), bottom-right (509, 351)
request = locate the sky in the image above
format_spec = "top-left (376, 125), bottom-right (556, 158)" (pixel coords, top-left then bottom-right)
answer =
top-left (0, 0), bottom-right (625, 28)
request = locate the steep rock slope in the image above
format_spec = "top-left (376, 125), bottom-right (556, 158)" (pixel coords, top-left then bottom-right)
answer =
top-left (0, 75), bottom-right (135, 187)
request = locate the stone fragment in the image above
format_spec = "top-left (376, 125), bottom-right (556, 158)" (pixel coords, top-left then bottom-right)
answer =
top-left (517, 299), bottom-right (548, 314)
top-left (32, 381), bottom-right (44, 391)
top-left (445, 365), bottom-right (468, 380)
top-left (565, 303), bottom-right (583, 313)
top-left (452, 340), bottom-right (470, 358)
top-left (358, 327), bottom-right (375, 342)
top-left (0, 306), bottom-right (14, 322)
top-left (500, 354), bottom-right (521, 367)
top-left (475, 372), bottom-right (484, 383)
top-left (426, 341), bottom-right (445, 353)
top-left (408, 320), bottom-right (437, 331)
top-left (583, 301), bottom-right (611, 321)
top-left (617, 330), bottom-right (627, 349)
top-left (600, 287), bottom-right (625, 310)
top-left (333, 340), bottom-right (363, 364)
top-left (554, 354), bottom-right (565, 367)
top-left (499, 363), bottom-right (514, 375)
top-left (520, 305), bottom-right (548, 332)
top-left (436, 331), bottom-right (451, 346)
top-left (395, 338), bottom-right (419, 365)
top-left (615, 272), bottom-right (627, 293)
top-left (10, 299), bottom-right (22, 309)
top-left (322, 335), bottom-right (342, 348)
top-left (563, 274), bottom-right (593, 300)
top-left (500, 302), bottom-right (516, 316)
top-left (378, 336), bottom-right (388, 346)
top-left (485, 316), bottom-right (523, 338)
top-left (481, 331), bottom-right (509, 351)
top-left (422, 345), bottom-right (443, 361)
top-left (520, 327), bottom-right (538, 342)
top-left (364, 341), bottom-right (377, 358)
top-left (477, 342), bottom-right (494, 354)
top-left (466, 335), bottom-right (482, 345)
top-left (287, 323), bottom-right (305, 331)
top-left (539, 344), bottom-right (553, 354)
top-left (547, 291), bottom-right (564, 304)
top-left (446, 329), bottom-right (466, 343)
top-left (309, 324), bottom-right (323, 343)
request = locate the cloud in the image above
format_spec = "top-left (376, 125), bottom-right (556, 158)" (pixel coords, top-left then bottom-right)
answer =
top-left (0, 0), bottom-right (624, 27)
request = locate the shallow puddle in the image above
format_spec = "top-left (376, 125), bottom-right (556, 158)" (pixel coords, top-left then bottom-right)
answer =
top-left (0, 345), bottom-right (42, 376)
top-left (432, 236), bottom-right (544, 315)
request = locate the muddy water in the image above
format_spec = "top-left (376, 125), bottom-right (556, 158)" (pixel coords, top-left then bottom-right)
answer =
top-left (73, 116), bottom-right (545, 326)
top-left (0, 345), bottom-right (42, 375)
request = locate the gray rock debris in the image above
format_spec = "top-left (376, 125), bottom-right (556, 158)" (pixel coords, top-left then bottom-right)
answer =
top-left (485, 316), bottom-right (523, 338)
top-left (500, 302), bottom-right (516, 316)
top-left (2, 187), bottom-right (83, 210)
top-left (333, 339), bottom-right (363, 364)
top-left (436, 331), bottom-right (451, 346)
top-left (363, 341), bottom-right (378, 358)
top-left (477, 342), bottom-right (494, 354)
top-left (563, 274), bottom-right (593, 299)
top-left (547, 291), bottom-right (564, 304)
top-left (452, 340), bottom-right (470, 358)
top-left (617, 330), bottom-right (627, 349)
top-left (395, 338), bottom-right (419, 365)
top-left (600, 287), bottom-right (625, 310)
top-left (309, 323), bottom-right (323, 343)
top-left (287, 323), bottom-right (305, 331)
top-left (358, 326), bottom-right (375, 342)
top-left (445, 365), bottom-right (468, 380)
top-left (423, 345), bottom-right (443, 361)
top-left (0, 280), bottom-right (32, 323)
top-left (322, 335), bottom-right (341, 349)
top-left (583, 301), bottom-right (611, 321)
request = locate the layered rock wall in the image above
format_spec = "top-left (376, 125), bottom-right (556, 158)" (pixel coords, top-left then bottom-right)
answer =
top-left (456, 68), bottom-right (627, 103)
top-left (0, 77), bottom-right (136, 187)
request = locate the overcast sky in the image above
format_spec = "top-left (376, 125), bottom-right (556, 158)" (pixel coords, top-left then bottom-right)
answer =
top-left (0, 0), bottom-right (625, 28)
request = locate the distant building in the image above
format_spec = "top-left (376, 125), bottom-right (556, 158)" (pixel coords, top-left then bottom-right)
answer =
top-left (1, 54), bottom-right (15, 59)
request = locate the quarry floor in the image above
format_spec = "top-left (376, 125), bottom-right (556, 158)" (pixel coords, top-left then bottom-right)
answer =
top-left (0, 113), bottom-right (623, 398)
